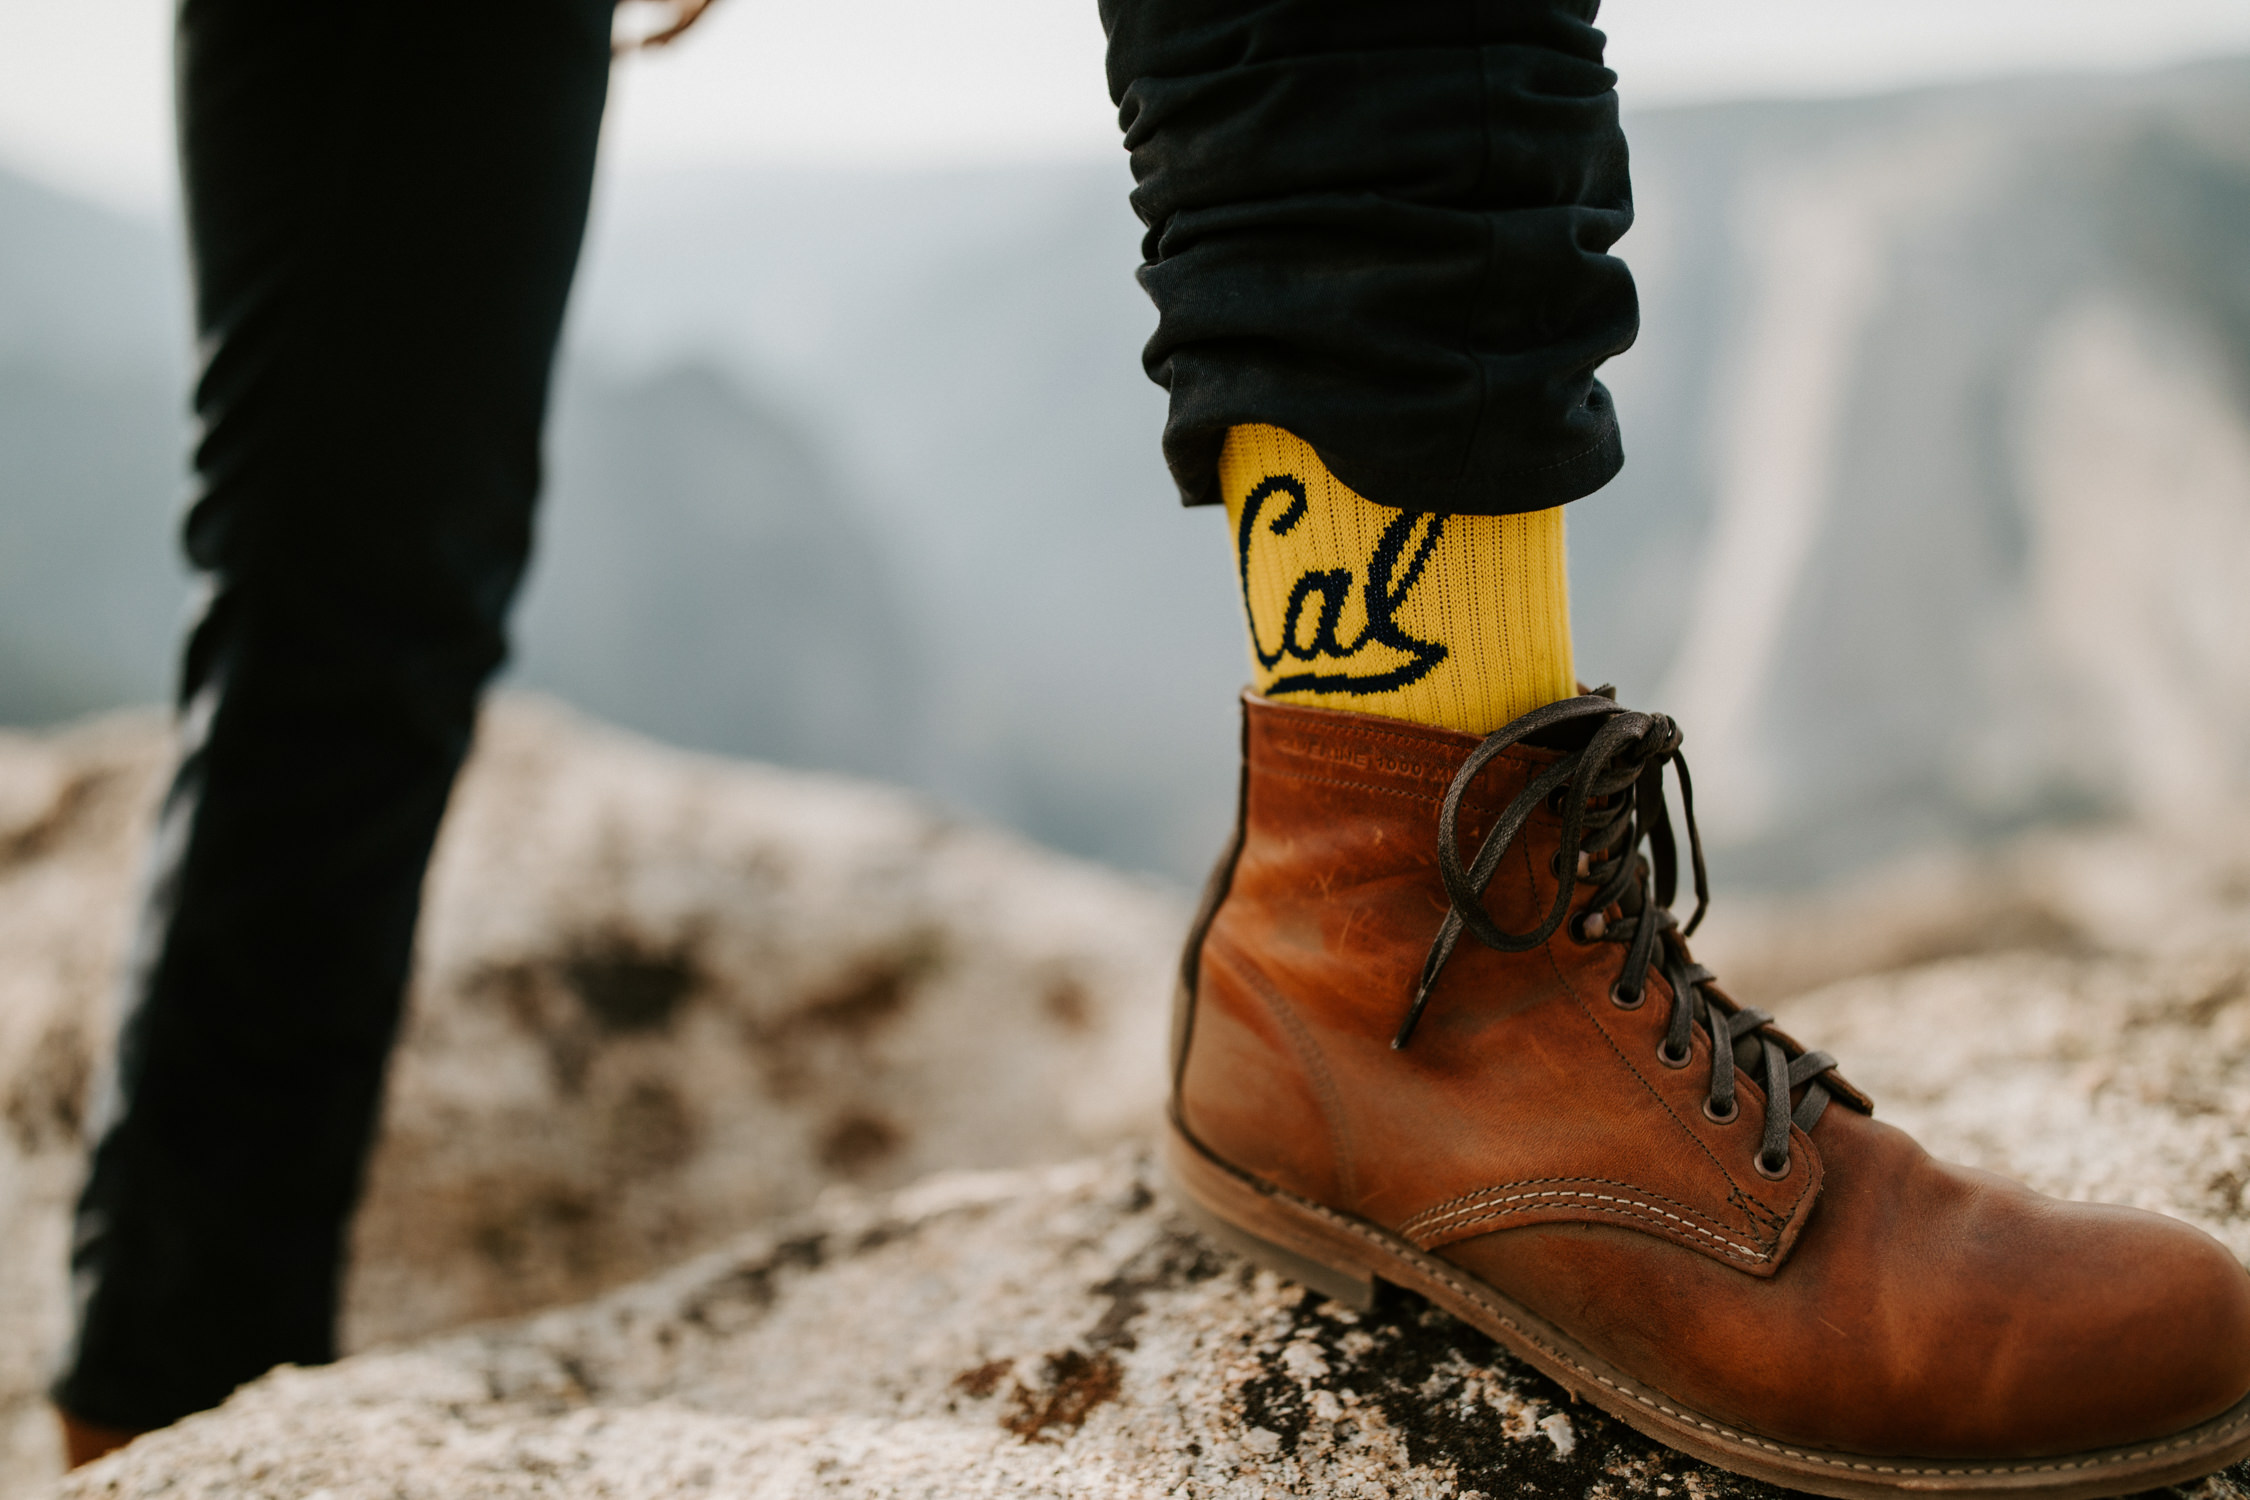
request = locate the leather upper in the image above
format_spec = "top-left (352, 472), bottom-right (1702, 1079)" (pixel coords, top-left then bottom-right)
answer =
top-left (1178, 694), bottom-right (2250, 1458)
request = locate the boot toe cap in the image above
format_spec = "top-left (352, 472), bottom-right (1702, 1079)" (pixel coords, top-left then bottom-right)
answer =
top-left (2061, 1208), bottom-right (2250, 1446)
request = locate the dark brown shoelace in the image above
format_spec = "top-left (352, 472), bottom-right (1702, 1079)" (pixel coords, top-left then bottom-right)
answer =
top-left (1394, 695), bottom-right (1837, 1180)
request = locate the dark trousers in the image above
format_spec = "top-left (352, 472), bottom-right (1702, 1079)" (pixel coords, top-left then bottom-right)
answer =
top-left (1106, 0), bottom-right (1637, 513)
top-left (57, 0), bottom-right (1635, 1429)
top-left (54, 0), bottom-right (613, 1429)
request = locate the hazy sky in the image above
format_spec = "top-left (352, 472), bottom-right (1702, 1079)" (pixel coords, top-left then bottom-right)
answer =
top-left (4, 0), bottom-right (2250, 215)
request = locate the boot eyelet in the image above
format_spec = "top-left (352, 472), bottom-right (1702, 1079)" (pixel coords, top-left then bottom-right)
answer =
top-left (1571, 911), bottom-right (1606, 943)
top-left (1755, 1149), bottom-right (1792, 1181)
top-left (1609, 983), bottom-right (1644, 1010)
top-left (1656, 1039), bottom-right (1691, 1069)
top-left (1702, 1097), bottom-right (1738, 1124)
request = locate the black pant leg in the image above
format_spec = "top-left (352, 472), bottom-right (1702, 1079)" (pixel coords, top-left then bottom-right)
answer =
top-left (53, 0), bottom-right (611, 1430)
top-left (1102, 0), bottom-right (1638, 516)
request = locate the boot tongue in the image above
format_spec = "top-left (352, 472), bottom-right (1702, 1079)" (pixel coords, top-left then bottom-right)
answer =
top-left (1520, 688), bottom-right (1622, 752)
top-left (1521, 706), bottom-right (1610, 752)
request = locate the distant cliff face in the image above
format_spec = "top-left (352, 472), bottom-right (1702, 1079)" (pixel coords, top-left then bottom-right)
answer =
top-left (512, 365), bottom-right (927, 786)
top-left (0, 173), bottom-right (189, 724)
top-left (1591, 68), bottom-right (2250, 879)
top-left (5, 64), bottom-right (2250, 883)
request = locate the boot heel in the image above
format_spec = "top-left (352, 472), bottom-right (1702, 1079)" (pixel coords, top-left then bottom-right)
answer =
top-left (1162, 1116), bottom-right (1378, 1312)
top-left (1176, 1192), bottom-right (1377, 1311)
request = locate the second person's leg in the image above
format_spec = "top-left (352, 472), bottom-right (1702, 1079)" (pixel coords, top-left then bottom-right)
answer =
top-left (54, 0), bottom-right (612, 1442)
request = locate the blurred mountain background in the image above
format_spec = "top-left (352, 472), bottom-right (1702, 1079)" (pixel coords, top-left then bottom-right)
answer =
top-left (4, 60), bottom-right (2250, 885)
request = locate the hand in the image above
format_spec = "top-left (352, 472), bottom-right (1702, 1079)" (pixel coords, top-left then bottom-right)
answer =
top-left (613, 0), bottom-right (722, 53)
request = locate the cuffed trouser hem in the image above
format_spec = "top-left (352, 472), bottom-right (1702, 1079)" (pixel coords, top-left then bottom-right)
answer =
top-left (1168, 417), bottom-right (1623, 517)
top-left (1107, 0), bottom-right (1640, 516)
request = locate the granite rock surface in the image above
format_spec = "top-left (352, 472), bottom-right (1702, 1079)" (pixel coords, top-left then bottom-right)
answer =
top-left (53, 1133), bottom-right (2250, 1500)
top-left (6, 702), bottom-right (2250, 1497)
top-left (0, 698), bottom-right (1178, 1491)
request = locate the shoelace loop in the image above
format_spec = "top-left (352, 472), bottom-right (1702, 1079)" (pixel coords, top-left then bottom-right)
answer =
top-left (1393, 696), bottom-right (1837, 1177)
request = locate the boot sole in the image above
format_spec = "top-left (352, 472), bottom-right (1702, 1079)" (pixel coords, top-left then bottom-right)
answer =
top-left (1164, 1115), bottom-right (2250, 1499)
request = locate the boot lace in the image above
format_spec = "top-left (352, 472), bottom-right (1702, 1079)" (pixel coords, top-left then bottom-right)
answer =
top-left (1392, 695), bottom-right (1838, 1180)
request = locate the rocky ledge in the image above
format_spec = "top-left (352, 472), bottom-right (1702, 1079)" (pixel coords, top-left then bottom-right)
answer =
top-left (48, 1151), bottom-right (1791, 1500)
top-left (7, 699), bottom-right (2250, 1498)
top-left (0, 697), bottom-right (1178, 1491)
top-left (52, 1131), bottom-right (2250, 1500)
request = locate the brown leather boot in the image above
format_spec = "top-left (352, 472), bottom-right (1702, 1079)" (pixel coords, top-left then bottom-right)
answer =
top-left (1167, 693), bottom-right (2250, 1498)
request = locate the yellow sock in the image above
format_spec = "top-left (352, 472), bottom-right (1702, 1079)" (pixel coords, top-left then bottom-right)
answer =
top-left (1220, 423), bottom-right (1575, 736)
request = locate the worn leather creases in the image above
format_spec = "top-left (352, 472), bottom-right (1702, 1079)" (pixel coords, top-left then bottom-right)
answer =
top-left (1202, 935), bottom-right (1359, 1206)
top-left (1172, 693), bottom-right (2250, 1464)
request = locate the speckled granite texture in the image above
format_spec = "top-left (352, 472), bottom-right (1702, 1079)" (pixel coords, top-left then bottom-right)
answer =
top-left (49, 1149), bottom-right (2250, 1500)
top-left (0, 698), bottom-right (1177, 1492)
top-left (6, 701), bottom-right (2250, 1498)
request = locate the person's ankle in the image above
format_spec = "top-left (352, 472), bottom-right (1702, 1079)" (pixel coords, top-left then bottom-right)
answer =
top-left (1221, 423), bottom-right (1575, 735)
